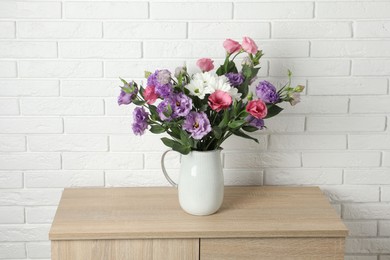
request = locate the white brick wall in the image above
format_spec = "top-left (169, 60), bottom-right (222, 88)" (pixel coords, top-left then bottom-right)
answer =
top-left (0, 0), bottom-right (389, 259)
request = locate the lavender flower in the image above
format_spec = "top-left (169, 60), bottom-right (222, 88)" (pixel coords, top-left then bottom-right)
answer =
top-left (182, 112), bottom-right (211, 140)
top-left (157, 99), bottom-right (174, 121)
top-left (117, 82), bottom-right (138, 105)
top-left (246, 115), bottom-right (265, 130)
top-left (132, 107), bottom-right (148, 135)
top-left (171, 93), bottom-right (192, 117)
top-left (147, 70), bottom-right (173, 98)
top-left (256, 80), bottom-right (279, 103)
top-left (226, 73), bottom-right (244, 87)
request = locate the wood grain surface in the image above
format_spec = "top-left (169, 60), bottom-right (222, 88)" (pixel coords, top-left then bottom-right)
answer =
top-left (49, 186), bottom-right (348, 240)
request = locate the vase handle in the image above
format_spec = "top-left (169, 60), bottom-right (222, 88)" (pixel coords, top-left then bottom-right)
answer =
top-left (161, 150), bottom-right (178, 188)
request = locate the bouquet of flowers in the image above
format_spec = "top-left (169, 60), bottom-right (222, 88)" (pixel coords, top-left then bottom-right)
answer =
top-left (118, 37), bottom-right (304, 155)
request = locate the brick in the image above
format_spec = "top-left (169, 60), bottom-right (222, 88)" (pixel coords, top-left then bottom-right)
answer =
top-left (270, 59), bottom-right (350, 77)
top-left (0, 207), bottom-right (24, 224)
top-left (349, 134), bottom-right (390, 150)
top-left (0, 41), bottom-right (57, 58)
top-left (64, 2), bottom-right (147, 19)
top-left (260, 41), bottom-right (309, 58)
top-left (26, 207), bottom-right (57, 224)
top-left (64, 117), bottom-right (131, 134)
top-left (0, 136), bottom-right (25, 152)
top-left (224, 152), bottom-right (301, 169)
top-left (0, 243), bottom-right (25, 258)
top-left (144, 41), bottom-right (223, 58)
top-left (221, 134), bottom-right (267, 151)
top-left (19, 61), bottom-right (102, 78)
top-left (0, 153), bottom-right (61, 170)
top-left (28, 135), bottom-right (107, 152)
top-left (0, 79), bottom-right (59, 97)
top-left (110, 134), bottom-right (166, 152)
top-left (0, 21), bottom-right (15, 38)
top-left (104, 60), bottom-right (182, 78)
top-left (61, 79), bottom-right (118, 97)
top-left (20, 98), bottom-right (104, 116)
top-left (302, 152), bottom-right (380, 167)
top-left (264, 116), bottom-right (305, 132)
top-left (344, 221), bottom-right (378, 237)
top-left (235, 2), bottom-right (313, 19)
top-left (26, 242), bottom-right (50, 259)
top-left (0, 118), bottom-right (62, 133)
top-left (62, 152), bottom-right (143, 170)
top-left (105, 170), bottom-right (173, 187)
top-left (0, 99), bottom-right (19, 115)
top-left (308, 78), bottom-right (388, 96)
top-left (346, 238), bottom-right (390, 254)
top-left (356, 21), bottom-right (390, 38)
top-left (264, 169), bottom-right (342, 185)
top-left (317, 2), bottom-right (390, 19)
top-left (350, 96), bottom-right (390, 114)
top-left (0, 189), bottom-right (62, 206)
top-left (379, 221), bottom-right (390, 236)
top-left (0, 1), bottom-right (61, 19)
top-left (322, 185), bottom-right (379, 203)
top-left (273, 22), bottom-right (351, 39)
top-left (104, 97), bottom-right (133, 116)
top-left (353, 59), bottom-right (390, 76)
top-left (345, 256), bottom-right (376, 260)
top-left (344, 203), bottom-right (390, 219)
top-left (24, 170), bottom-right (104, 188)
top-left (0, 61), bottom-right (17, 78)
top-left (385, 152), bottom-right (390, 167)
top-left (60, 41), bottom-right (141, 59)
top-left (0, 172), bottom-right (23, 188)
top-left (151, 2), bottom-right (232, 20)
top-left (189, 22), bottom-right (269, 39)
top-left (345, 169), bottom-right (390, 185)
top-left (382, 186), bottom-right (390, 202)
top-left (224, 169), bottom-right (263, 186)
top-left (312, 40), bottom-right (390, 58)
top-left (306, 116), bottom-right (385, 132)
top-left (269, 134), bottom-right (346, 150)
top-left (0, 225), bottom-right (50, 242)
top-left (279, 96), bottom-right (348, 114)
top-left (105, 22), bottom-right (186, 39)
top-left (18, 21), bottom-right (102, 39)
top-left (144, 152), bottom-right (180, 170)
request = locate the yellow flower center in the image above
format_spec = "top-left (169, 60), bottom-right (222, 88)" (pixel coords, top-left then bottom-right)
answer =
top-left (193, 121), bottom-right (199, 129)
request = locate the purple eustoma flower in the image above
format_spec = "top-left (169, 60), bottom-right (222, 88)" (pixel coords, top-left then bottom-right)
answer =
top-left (255, 80), bottom-right (279, 104)
top-left (147, 70), bottom-right (173, 98)
top-left (182, 112), bottom-right (211, 140)
top-left (226, 73), bottom-right (244, 87)
top-left (171, 93), bottom-right (192, 118)
top-left (246, 115), bottom-right (265, 130)
top-left (157, 99), bottom-right (173, 121)
top-left (117, 83), bottom-right (138, 105)
top-left (132, 107), bottom-right (148, 135)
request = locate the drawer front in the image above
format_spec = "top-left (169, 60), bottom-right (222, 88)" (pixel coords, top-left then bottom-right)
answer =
top-left (201, 237), bottom-right (345, 260)
top-left (52, 239), bottom-right (199, 260)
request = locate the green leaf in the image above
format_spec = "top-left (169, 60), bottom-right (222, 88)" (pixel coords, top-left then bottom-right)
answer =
top-left (232, 129), bottom-right (259, 143)
top-left (132, 100), bottom-right (146, 106)
top-left (218, 109), bottom-right (230, 129)
top-left (242, 125), bottom-right (259, 132)
top-left (172, 143), bottom-right (191, 155)
top-left (213, 126), bottom-right (222, 139)
top-left (150, 125), bottom-right (166, 134)
top-left (160, 137), bottom-right (175, 148)
top-left (144, 71), bottom-right (152, 78)
top-left (265, 104), bottom-right (284, 119)
top-left (119, 77), bottom-right (128, 85)
top-left (228, 119), bottom-right (246, 129)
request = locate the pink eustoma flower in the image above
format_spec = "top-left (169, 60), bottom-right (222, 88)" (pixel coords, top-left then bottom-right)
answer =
top-left (196, 58), bottom-right (214, 72)
top-left (223, 39), bottom-right (241, 54)
top-left (208, 90), bottom-right (232, 112)
top-left (242, 37), bottom-right (258, 54)
top-left (246, 99), bottom-right (267, 119)
top-left (143, 85), bottom-right (158, 104)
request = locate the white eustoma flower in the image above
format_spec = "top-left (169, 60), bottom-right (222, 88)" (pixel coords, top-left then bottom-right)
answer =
top-left (185, 78), bottom-right (212, 99)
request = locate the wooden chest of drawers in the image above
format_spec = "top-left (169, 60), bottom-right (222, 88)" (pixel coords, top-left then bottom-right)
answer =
top-left (50, 186), bottom-right (348, 259)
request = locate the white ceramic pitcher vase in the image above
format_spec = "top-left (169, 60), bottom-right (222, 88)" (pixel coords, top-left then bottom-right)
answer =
top-left (161, 149), bottom-right (224, 216)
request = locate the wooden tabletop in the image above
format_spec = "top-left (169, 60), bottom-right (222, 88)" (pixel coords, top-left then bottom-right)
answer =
top-left (49, 186), bottom-right (348, 240)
